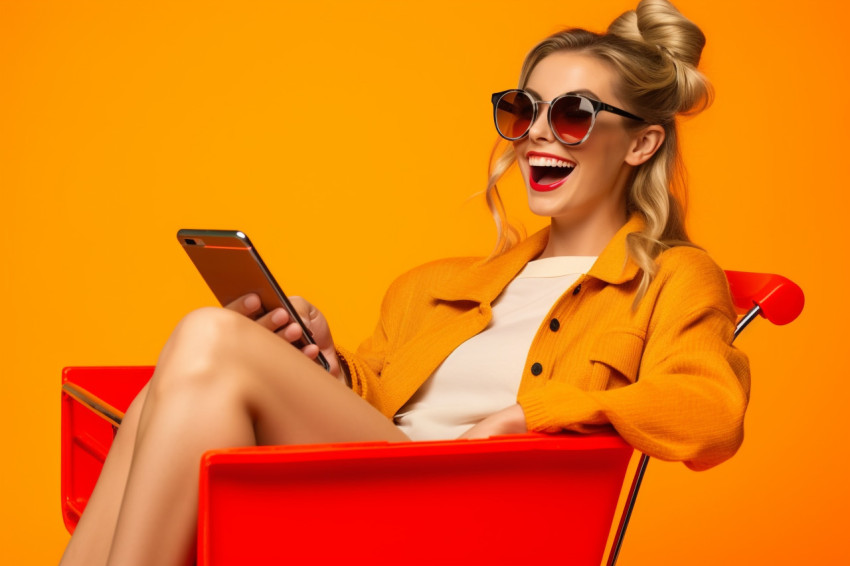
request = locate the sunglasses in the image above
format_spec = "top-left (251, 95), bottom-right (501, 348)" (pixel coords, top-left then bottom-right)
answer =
top-left (491, 89), bottom-right (646, 146)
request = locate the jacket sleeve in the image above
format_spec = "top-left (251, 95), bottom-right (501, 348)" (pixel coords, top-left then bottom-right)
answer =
top-left (517, 253), bottom-right (751, 471)
top-left (334, 264), bottom-right (426, 416)
top-left (335, 293), bottom-right (394, 413)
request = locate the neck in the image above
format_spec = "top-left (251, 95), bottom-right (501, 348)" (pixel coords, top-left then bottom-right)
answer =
top-left (539, 207), bottom-right (628, 258)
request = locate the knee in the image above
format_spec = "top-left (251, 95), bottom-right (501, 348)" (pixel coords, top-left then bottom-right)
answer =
top-left (152, 307), bottom-right (250, 395)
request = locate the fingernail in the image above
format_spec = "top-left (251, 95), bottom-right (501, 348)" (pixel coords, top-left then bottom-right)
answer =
top-left (245, 295), bottom-right (259, 309)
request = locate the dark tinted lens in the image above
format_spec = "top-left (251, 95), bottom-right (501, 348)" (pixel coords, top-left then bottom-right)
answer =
top-left (551, 95), bottom-right (594, 144)
top-left (495, 91), bottom-right (534, 139)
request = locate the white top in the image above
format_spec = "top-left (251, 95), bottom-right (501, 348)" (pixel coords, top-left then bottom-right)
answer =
top-left (394, 255), bottom-right (597, 441)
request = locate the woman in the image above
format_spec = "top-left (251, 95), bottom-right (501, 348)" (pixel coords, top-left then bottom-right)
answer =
top-left (61, 1), bottom-right (749, 564)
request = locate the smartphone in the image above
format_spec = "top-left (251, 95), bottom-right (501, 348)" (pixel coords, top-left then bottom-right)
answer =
top-left (176, 229), bottom-right (330, 371)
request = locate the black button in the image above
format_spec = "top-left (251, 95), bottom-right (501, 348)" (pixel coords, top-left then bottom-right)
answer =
top-left (572, 284), bottom-right (582, 296)
top-left (531, 362), bottom-right (543, 376)
top-left (549, 318), bottom-right (560, 332)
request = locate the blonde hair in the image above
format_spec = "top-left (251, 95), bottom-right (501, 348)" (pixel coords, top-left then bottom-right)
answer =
top-left (486, 0), bottom-right (712, 306)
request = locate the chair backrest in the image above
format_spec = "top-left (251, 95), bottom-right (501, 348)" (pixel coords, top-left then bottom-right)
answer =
top-left (725, 270), bottom-right (805, 326)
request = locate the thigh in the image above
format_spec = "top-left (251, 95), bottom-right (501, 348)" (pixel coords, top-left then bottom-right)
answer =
top-left (158, 307), bottom-right (409, 446)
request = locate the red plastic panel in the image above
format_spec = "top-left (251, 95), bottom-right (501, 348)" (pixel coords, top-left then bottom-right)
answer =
top-left (724, 270), bottom-right (805, 325)
top-left (61, 366), bottom-right (154, 533)
top-left (198, 433), bottom-right (633, 566)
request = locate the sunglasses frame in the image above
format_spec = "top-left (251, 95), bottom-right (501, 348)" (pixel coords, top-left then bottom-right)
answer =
top-left (491, 89), bottom-right (646, 146)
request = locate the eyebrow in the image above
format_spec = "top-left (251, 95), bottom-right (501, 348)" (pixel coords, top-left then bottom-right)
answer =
top-left (569, 88), bottom-right (601, 100)
top-left (526, 87), bottom-right (601, 101)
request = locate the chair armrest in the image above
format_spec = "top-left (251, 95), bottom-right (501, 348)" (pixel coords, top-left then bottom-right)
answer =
top-left (61, 382), bottom-right (125, 427)
top-left (61, 366), bottom-right (154, 533)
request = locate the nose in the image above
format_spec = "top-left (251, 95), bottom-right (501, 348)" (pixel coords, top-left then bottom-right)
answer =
top-left (527, 101), bottom-right (555, 142)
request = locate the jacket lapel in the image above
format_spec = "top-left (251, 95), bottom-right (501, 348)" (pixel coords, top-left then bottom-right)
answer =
top-left (428, 229), bottom-right (550, 304)
top-left (586, 215), bottom-right (643, 285)
top-left (430, 214), bottom-right (644, 305)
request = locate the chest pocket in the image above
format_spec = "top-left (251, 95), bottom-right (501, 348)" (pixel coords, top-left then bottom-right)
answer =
top-left (587, 330), bottom-right (646, 390)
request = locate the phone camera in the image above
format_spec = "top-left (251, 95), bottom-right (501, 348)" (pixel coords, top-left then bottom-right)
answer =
top-left (185, 239), bottom-right (197, 246)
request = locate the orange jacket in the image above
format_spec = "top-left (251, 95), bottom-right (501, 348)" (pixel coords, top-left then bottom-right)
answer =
top-left (339, 216), bottom-right (750, 470)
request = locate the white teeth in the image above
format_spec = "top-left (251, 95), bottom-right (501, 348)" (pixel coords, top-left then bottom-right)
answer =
top-left (528, 155), bottom-right (575, 168)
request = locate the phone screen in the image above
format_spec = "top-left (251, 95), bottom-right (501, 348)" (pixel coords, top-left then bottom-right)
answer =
top-left (177, 229), bottom-right (330, 371)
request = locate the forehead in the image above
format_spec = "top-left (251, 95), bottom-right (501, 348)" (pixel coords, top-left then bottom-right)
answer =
top-left (525, 51), bottom-right (621, 102)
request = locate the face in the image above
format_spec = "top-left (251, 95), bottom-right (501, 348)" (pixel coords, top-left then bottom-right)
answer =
top-left (513, 51), bottom-right (642, 229)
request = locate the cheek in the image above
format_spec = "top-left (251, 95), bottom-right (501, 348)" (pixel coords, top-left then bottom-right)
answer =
top-left (512, 140), bottom-right (525, 159)
top-left (585, 137), bottom-right (632, 175)
top-left (512, 142), bottom-right (530, 178)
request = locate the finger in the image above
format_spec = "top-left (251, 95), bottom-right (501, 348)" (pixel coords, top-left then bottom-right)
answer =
top-left (279, 321), bottom-right (307, 344)
top-left (288, 296), bottom-right (314, 323)
top-left (224, 294), bottom-right (263, 317)
top-left (256, 307), bottom-right (290, 331)
top-left (300, 344), bottom-right (320, 360)
top-left (290, 296), bottom-right (327, 340)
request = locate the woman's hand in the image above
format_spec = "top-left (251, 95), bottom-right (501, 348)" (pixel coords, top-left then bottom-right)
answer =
top-left (224, 293), bottom-right (344, 380)
top-left (458, 404), bottom-right (528, 439)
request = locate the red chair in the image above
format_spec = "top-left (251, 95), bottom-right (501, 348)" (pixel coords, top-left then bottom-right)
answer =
top-left (60, 270), bottom-right (804, 565)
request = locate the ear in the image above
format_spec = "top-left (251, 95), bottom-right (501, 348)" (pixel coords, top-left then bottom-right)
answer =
top-left (625, 125), bottom-right (665, 166)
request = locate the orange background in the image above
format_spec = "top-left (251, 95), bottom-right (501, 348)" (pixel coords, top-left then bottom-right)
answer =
top-left (2, 0), bottom-right (848, 563)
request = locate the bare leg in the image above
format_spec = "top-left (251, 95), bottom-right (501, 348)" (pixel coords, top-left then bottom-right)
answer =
top-left (59, 384), bottom-right (149, 565)
top-left (62, 307), bottom-right (407, 566)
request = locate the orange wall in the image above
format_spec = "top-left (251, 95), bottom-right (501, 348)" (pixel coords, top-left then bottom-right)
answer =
top-left (2, 0), bottom-right (848, 563)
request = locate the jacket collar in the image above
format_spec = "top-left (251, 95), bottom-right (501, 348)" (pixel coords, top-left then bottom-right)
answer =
top-left (430, 215), bottom-right (644, 304)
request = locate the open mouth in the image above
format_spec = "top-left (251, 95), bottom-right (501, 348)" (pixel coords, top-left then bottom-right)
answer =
top-left (528, 154), bottom-right (575, 191)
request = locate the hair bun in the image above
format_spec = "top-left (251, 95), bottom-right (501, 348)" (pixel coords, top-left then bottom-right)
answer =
top-left (636, 0), bottom-right (705, 67)
top-left (608, 0), bottom-right (712, 115)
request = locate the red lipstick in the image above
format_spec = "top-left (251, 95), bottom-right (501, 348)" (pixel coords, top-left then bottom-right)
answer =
top-left (526, 151), bottom-right (575, 192)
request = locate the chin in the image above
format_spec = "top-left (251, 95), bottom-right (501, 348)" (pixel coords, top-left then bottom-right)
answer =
top-left (527, 198), bottom-right (572, 220)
